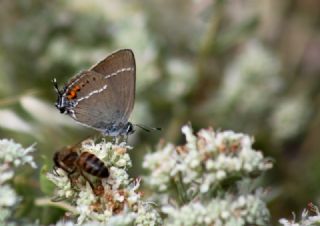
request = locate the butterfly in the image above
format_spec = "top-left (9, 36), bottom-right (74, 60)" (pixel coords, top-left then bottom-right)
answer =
top-left (52, 49), bottom-right (136, 137)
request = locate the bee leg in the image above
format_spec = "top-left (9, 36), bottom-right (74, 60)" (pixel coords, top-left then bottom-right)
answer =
top-left (79, 170), bottom-right (95, 191)
top-left (53, 166), bottom-right (59, 176)
top-left (67, 169), bottom-right (77, 188)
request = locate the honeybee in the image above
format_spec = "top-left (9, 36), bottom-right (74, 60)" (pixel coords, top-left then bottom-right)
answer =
top-left (53, 139), bottom-right (109, 192)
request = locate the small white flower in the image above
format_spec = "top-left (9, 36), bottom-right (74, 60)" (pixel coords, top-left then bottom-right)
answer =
top-left (237, 196), bottom-right (246, 207)
top-left (279, 219), bottom-right (299, 226)
top-left (221, 210), bottom-right (230, 219)
top-left (181, 125), bottom-right (197, 150)
top-left (216, 170), bottom-right (226, 180)
top-left (0, 169), bottom-right (14, 184)
top-left (205, 159), bottom-right (215, 170)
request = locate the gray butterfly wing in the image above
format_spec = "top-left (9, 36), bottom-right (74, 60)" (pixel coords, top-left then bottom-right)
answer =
top-left (90, 49), bottom-right (136, 123)
top-left (70, 49), bottom-right (136, 131)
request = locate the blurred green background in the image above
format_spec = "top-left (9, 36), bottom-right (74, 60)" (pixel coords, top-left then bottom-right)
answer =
top-left (0, 0), bottom-right (319, 224)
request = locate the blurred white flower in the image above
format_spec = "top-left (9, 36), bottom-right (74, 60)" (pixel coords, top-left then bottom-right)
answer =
top-left (0, 139), bottom-right (37, 225)
top-left (279, 203), bottom-right (320, 226)
top-left (305, 215), bottom-right (320, 225)
top-left (0, 139), bottom-right (37, 169)
top-left (0, 110), bottom-right (34, 134)
top-left (55, 221), bottom-right (79, 226)
top-left (165, 58), bottom-right (197, 100)
top-left (271, 96), bottom-right (311, 141)
top-left (105, 212), bottom-right (136, 226)
top-left (143, 143), bottom-right (178, 191)
top-left (279, 219), bottom-right (299, 226)
top-left (0, 169), bottom-right (14, 184)
top-left (109, 9), bottom-right (159, 128)
top-left (0, 209), bottom-right (11, 225)
top-left (135, 203), bottom-right (163, 226)
top-left (20, 95), bottom-right (78, 127)
top-left (44, 36), bottom-right (108, 69)
top-left (0, 185), bottom-right (20, 207)
top-left (112, 10), bottom-right (159, 91)
top-left (215, 40), bottom-right (283, 117)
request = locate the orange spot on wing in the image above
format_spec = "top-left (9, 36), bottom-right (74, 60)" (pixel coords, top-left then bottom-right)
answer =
top-left (74, 85), bottom-right (80, 91)
top-left (67, 85), bottom-right (81, 100)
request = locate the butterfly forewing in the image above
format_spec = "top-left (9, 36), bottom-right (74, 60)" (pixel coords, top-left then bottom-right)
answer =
top-left (71, 49), bottom-right (136, 131)
top-left (91, 49), bottom-right (136, 121)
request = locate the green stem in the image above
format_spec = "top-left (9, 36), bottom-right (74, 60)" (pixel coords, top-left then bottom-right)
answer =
top-left (174, 172), bottom-right (189, 205)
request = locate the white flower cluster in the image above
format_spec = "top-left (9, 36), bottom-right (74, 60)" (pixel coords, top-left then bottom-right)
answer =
top-left (143, 125), bottom-right (272, 225)
top-left (0, 139), bottom-right (37, 224)
top-left (47, 139), bottom-right (162, 226)
top-left (143, 125), bottom-right (272, 193)
top-left (279, 203), bottom-right (320, 226)
top-left (163, 193), bottom-right (270, 226)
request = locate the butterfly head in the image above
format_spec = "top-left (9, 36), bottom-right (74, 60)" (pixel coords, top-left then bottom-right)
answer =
top-left (52, 78), bottom-right (67, 114)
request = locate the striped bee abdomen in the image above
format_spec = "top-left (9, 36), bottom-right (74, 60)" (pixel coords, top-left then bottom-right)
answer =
top-left (78, 151), bottom-right (109, 178)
